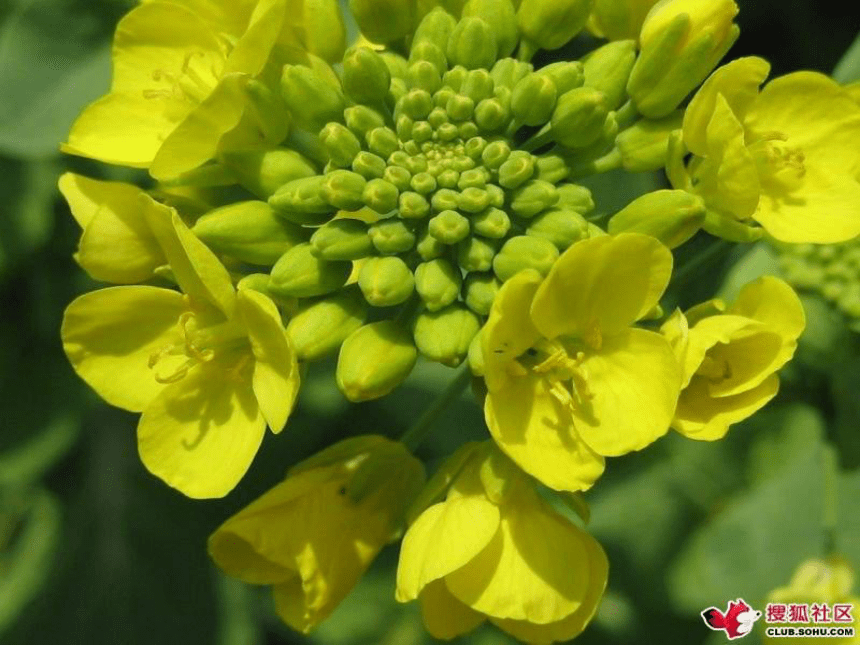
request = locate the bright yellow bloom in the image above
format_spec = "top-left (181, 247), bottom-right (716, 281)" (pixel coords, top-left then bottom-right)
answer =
top-left (679, 57), bottom-right (860, 243)
top-left (61, 198), bottom-right (299, 498)
top-left (396, 442), bottom-right (607, 644)
top-left (662, 276), bottom-right (804, 440)
top-left (481, 233), bottom-right (681, 492)
top-left (209, 435), bottom-right (425, 633)
top-left (62, 0), bottom-right (305, 180)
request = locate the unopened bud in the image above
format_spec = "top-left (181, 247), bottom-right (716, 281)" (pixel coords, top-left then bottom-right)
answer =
top-left (303, 0), bottom-right (348, 63)
top-left (473, 207), bottom-right (511, 238)
top-left (481, 140), bottom-right (511, 169)
top-left (220, 148), bottom-right (317, 199)
top-left (352, 151), bottom-right (388, 180)
top-left (512, 74), bottom-right (558, 127)
top-left (281, 65), bottom-right (346, 130)
top-left (458, 236), bottom-right (498, 272)
top-left (399, 191), bottom-right (431, 219)
top-left (608, 189), bottom-right (706, 248)
top-left (556, 183), bottom-right (595, 213)
top-left (344, 105), bottom-right (386, 135)
top-left (363, 178), bottom-right (400, 213)
top-left (615, 110), bottom-right (684, 172)
top-left (322, 170), bottom-right (368, 210)
top-left (413, 6), bottom-right (458, 51)
top-left (517, 0), bottom-right (594, 53)
top-left (415, 258), bottom-right (462, 311)
top-left (460, 69), bottom-right (496, 103)
top-left (526, 208), bottom-right (589, 249)
top-left (407, 60), bottom-right (443, 94)
top-left (463, 272), bottom-right (501, 315)
top-left (463, 0), bottom-right (518, 58)
top-left (269, 176), bottom-right (334, 224)
top-left (551, 87), bottom-right (610, 149)
top-left (535, 61), bottom-right (585, 94)
top-left (447, 17), bottom-right (497, 70)
top-left (510, 180), bottom-right (559, 218)
top-left (358, 256), bottom-right (415, 306)
top-left (349, 0), bottom-right (416, 45)
top-left (493, 235), bottom-right (560, 280)
top-left (498, 150), bottom-right (536, 189)
top-left (369, 219), bottom-right (417, 253)
top-left (534, 154), bottom-right (570, 183)
top-left (429, 209), bottom-right (471, 244)
top-left (343, 46), bottom-right (392, 106)
top-left (582, 39), bottom-right (637, 110)
top-left (320, 122), bottom-right (362, 167)
top-left (287, 289), bottom-right (368, 360)
top-left (311, 219), bottom-right (373, 260)
top-left (270, 243), bottom-right (351, 297)
top-left (337, 321), bottom-right (418, 401)
top-left (413, 305), bottom-right (481, 366)
top-left (588, 0), bottom-right (660, 41)
top-left (490, 58), bottom-right (534, 90)
top-left (416, 228), bottom-right (446, 260)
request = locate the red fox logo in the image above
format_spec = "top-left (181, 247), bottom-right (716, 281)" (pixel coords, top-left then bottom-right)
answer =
top-left (701, 598), bottom-right (762, 640)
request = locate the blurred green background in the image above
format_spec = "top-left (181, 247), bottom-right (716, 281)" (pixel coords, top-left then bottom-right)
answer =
top-left (0, 1), bottom-right (858, 644)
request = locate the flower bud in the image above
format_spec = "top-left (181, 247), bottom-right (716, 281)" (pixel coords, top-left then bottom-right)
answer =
top-left (344, 105), bottom-right (387, 135)
top-left (460, 69), bottom-right (495, 103)
top-left (498, 150), bottom-right (536, 188)
top-left (447, 17), bottom-right (497, 70)
top-left (627, 0), bottom-right (740, 118)
top-left (463, 272), bottom-right (501, 315)
top-left (281, 65), bottom-right (346, 131)
top-left (615, 110), bottom-right (683, 172)
top-left (303, 0), bottom-right (348, 63)
top-left (534, 153), bottom-right (570, 183)
top-left (556, 183), bottom-right (595, 213)
top-left (269, 176), bottom-right (334, 224)
top-left (551, 87), bottom-right (610, 148)
top-left (192, 201), bottom-right (308, 265)
top-left (349, 0), bottom-right (416, 45)
top-left (415, 258), bottom-right (462, 311)
top-left (270, 243), bottom-right (351, 298)
top-left (358, 256), bottom-right (415, 306)
top-left (490, 58), bottom-right (533, 90)
top-left (526, 208), bottom-right (589, 249)
top-left (481, 140), bottom-right (511, 169)
top-left (220, 148), bottom-right (317, 199)
top-left (534, 61), bottom-right (585, 94)
top-left (511, 74), bottom-right (558, 126)
top-left (582, 40), bottom-right (637, 110)
top-left (343, 46), bottom-right (392, 106)
top-left (588, 0), bottom-right (660, 41)
top-left (407, 60), bottom-right (443, 94)
top-left (457, 187), bottom-right (491, 213)
top-left (462, 0), bottom-right (518, 58)
top-left (311, 219), bottom-right (374, 260)
top-left (510, 180), bottom-right (559, 218)
top-left (362, 178), bottom-right (400, 214)
top-left (322, 170), bottom-right (368, 210)
top-left (337, 321), bottom-right (418, 401)
top-left (413, 6), bottom-right (458, 50)
top-left (472, 207), bottom-right (511, 238)
top-left (416, 228), bottom-right (446, 260)
top-left (369, 219), bottom-right (417, 253)
top-left (287, 289), bottom-right (369, 360)
top-left (608, 189), bottom-right (706, 248)
top-left (517, 0), bottom-right (594, 53)
top-left (457, 235), bottom-right (497, 271)
top-left (399, 191), bottom-right (431, 219)
top-left (413, 304), bottom-right (481, 366)
top-left (320, 122), bottom-right (363, 167)
top-left (493, 235), bottom-right (559, 281)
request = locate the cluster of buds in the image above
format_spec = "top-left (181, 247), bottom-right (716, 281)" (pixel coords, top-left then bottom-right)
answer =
top-left (778, 240), bottom-right (860, 323)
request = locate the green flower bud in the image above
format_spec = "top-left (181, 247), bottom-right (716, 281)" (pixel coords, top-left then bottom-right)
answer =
top-left (270, 243), bottom-right (351, 297)
top-left (363, 178), bottom-right (400, 214)
top-left (358, 256), bottom-right (416, 306)
top-left (220, 148), bottom-right (317, 199)
top-left (408, 172), bottom-right (436, 195)
top-left (287, 289), bottom-right (368, 360)
top-left (456, 187), bottom-right (490, 213)
top-left (474, 98), bottom-right (511, 133)
top-left (457, 168), bottom-right (488, 190)
top-left (416, 228), bottom-right (446, 260)
top-left (281, 65), bottom-right (345, 130)
top-left (427, 107), bottom-right (449, 129)
top-left (458, 236), bottom-right (497, 272)
top-left (481, 140), bottom-right (511, 169)
top-left (415, 258), bottom-right (462, 311)
top-left (463, 0), bottom-right (518, 57)
top-left (320, 122), bottom-right (362, 167)
top-left (411, 60), bottom-right (445, 95)
top-left (413, 6), bottom-right (458, 50)
top-left (446, 94), bottom-right (475, 121)
top-left (589, 0), bottom-right (660, 41)
top-left (486, 184), bottom-right (505, 208)
top-left (192, 201), bottom-right (308, 266)
top-left (399, 191), bottom-right (431, 219)
top-left (429, 209), bottom-right (470, 244)
top-left (490, 58), bottom-right (533, 90)
top-left (337, 321), bottom-right (417, 401)
top-left (310, 219), bottom-right (374, 260)
top-left (510, 180), bottom-right (559, 218)
top-left (464, 136), bottom-right (487, 159)
top-left (463, 272), bottom-right (502, 315)
top-left (381, 51), bottom-right (410, 78)
top-left (348, 153), bottom-right (384, 181)
top-left (582, 39), bottom-right (637, 110)
top-left (473, 207), bottom-right (511, 238)
top-left (608, 189), bottom-right (706, 248)
top-left (400, 89), bottom-right (434, 120)
top-left (413, 305), bottom-right (481, 366)
top-left (526, 208), bottom-right (589, 249)
top-left (302, 0), bottom-right (348, 63)
top-left (322, 170), bottom-right (368, 210)
top-left (349, 0), bottom-right (415, 45)
top-left (551, 87), bottom-right (609, 148)
top-left (556, 183), bottom-right (595, 213)
top-left (369, 219), bottom-right (417, 253)
top-left (390, 77), bottom-right (408, 107)
top-left (431, 188), bottom-right (461, 212)
top-left (615, 111), bottom-right (683, 172)
top-left (411, 120), bottom-right (434, 143)
top-left (493, 235), bottom-right (559, 280)
top-left (534, 153), bottom-right (570, 183)
top-left (442, 65), bottom-right (469, 92)
top-left (468, 328), bottom-right (485, 375)
top-left (343, 46), bottom-right (392, 106)
top-left (365, 127), bottom-right (400, 159)
top-left (534, 61), bottom-right (584, 94)
top-left (517, 0), bottom-right (594, 53)
top-left (498, 150), bottom-right (536, 189)
top-left (447, 17), bottom-right (497, 70)
top-left (451, 152), bottom-right (477, 172)
top-left (627, 0), bottom-right (740, 118)
top-left (511, 74), bottom-right (558, 127)
top-left (437, 169), bottom-right (460, 188)
top-left (409, 41), bottom-right (448, 76)
top-left (344, 105), bottom-right (386, 135)
top-left (269, 176), bottom-right (334, 224)
top-left (460, 69), bottom-right (495, 103)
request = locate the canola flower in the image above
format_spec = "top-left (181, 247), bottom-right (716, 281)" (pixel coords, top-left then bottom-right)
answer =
top-left (54, 0), bottom-right (838, 640)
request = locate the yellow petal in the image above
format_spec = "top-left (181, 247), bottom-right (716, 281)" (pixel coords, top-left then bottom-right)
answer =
top-left (485, 375), bottom-right (605, 492)
top-left (732, 277), bottom-right (807, 340)
top-left (420, 578), bottom-right (486, 640)
top-left (682, 314), bottom-right (761, 387)
top-left (137, 355), bottom-right (265, 498)
top-left (444, 501), bottom-right (591, 624)
top-left (61, 286), bottom-right (185, 412)
top-left (223, 0), bottom-right (286, 75)
top-left (574, 328), bottom-right (680, 457)
top-left (531, 234), bottom-right (673, 339)
top-left (396, 497), bottom-right (501, 602)
top-left (237, 289), bottom-right (299, 433)
top-left (58, 173), bottom-right (142, 229)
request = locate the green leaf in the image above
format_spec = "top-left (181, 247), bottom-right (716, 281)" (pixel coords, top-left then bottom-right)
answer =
top-left (0, 416), bottom-right (79, 487)
top-left (833, 31), bottom-right (860, 84)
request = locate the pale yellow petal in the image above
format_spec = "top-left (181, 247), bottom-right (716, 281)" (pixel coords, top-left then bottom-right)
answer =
top-left (420, 580), bottom-right (486, 640)
top-left (682, 314), bottom-right (761, 387)
top-left (57, 173), bottom-right (143, 229)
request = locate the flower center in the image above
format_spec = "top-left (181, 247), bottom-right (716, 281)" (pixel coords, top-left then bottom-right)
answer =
top-left (520, 339), bottom-right (594, 411)
top-left (749, 131), bottom-right (806, 196)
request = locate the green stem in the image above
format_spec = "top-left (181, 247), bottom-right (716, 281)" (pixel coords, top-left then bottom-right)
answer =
top-left (822, 445), bottom-right (838, 554)
top-left (568, 148), bottom-right (622, 177)
top-left (669, 238), bottom-right (732, 289)
top-left (614, 100), bottom-right (638, 130)
top-left (399, 366), bottom-right (472, 452)
top-left (517, 40), bottom-right (537, 63)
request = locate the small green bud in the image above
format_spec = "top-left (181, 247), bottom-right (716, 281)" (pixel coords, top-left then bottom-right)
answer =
top-left (389, 76), bottom-right (408, 104)
top-left (463, 272), bottom-right (501, 315)
top-left (311, 219), bottom-right (374, 260)
top-left (486, 184), bottom-right (505, 208)
top-left (464, 136), bottom-right (488, 159)
top-left (343, 46), bottom-right (392, 106)
top-left (344, 105), bottom-right (386, 135)
top-left (270, 243), bottom-right (351, 297)
top-left (526, 208), bottom-right (589, 249)
top-left (319, 122), bottom-right (362, 168)
top-left (517, 0), bottom-right (594, 52)
top-left (511, 74), bottom-right (558, 127)
top-left (287, 289), bottom-right (368, 361)
top-left (589, 0), bottom-right (660, 41)
top-left (429, 209), bottom-right (470, 244)
top-left (482, 140), bottom-right (511, 169)
top-left (281, 65), bottom-right (345, 130)
top-left (437, 122), bottom-right (460, 141)
top-left (384, 165), bottom-right (413, 191)
top-left (192, 201), bottom-right (308, 266)
top-left (413, 305), bottom-right (481, 367)
top-left (468, 328), bottom-right (485, 375)
top-left (369, 219), bottom-right (417, 253)
top-left (381, 51), bottom-right (410, 79)
top-left (416, 228), bottom-right (446, 260)
top-left (437, 169), bottom-right (460, 188)
top-left (458, 236), bottom-right (497, 272)
top-left (498, 150), bottom-right (536, 189)
top-left (615, 111), bottom-right (683, 172)
top-left (349, 0), bottom-right (415, 45)
top-left (363, 178), bottom-right (400, 214)
top-left (582, 40), bottom-right (637, 110)
top-left (462, 0), bottom-right (518, 58)
top-left (366, 127), bottom-right (400, 159)
top-left (551, 87), bottom-right (609, 149)
top-left (427, 107), bottom-right (449, 128)
top-left (415, 258), bottom-right (462, 311)
top-left (350, 151), bottom-right (386, 180)
top-left (534, 154), bottom-right (570, 183)
top-left (457, 168), bottom-right (488, 190)
top-left (400, 89), bottom-right (434, 120)
top-left (411, 120), bottom-right (434, 143)
top-left (608, 189), bottom-right (706, 248)
top-left (337, 321), bottom-right (417, 402)
top-left (556, 183), bottom-right (595, 213)
top-left (460, 69), bottom-right (495, 103)
top-left (493, 235), bottom-right (559, 281)
top-left (396, 114), bottom-right (414, 141)
top-left (442, 66), bottom-right (469, 92)
top-left (456, 187), bottom-right (490, 213)
top-left (410, 41), bottom-right (448, 76)
top-left (534, 61), bottom-right (584, 94)
top-left (410, 172), bottom-right (437, 195)
top-left (399, 191), bottom-right (431, 219)
top-left (490, 58), bottom-right (533, 90)
top-left (474, 98), bottom-right (511, 133)
top-left (408, 60), bottom-right (443, 94)
top-left (447, 17), bottom-right (497, 70)
top-left (359, 256), bottom-right (416, 306)
top-left (473, 207), bottom-right (511, 238)
top-left (446, 94), bottom-right (475, 121)
top-left (220, 148), bottom-right (317, 199)
top-left (431, 188), bottom-right (461, 212)
top-left (413, 6), bottom-right (458, 51)
top-left (269, 176), bottom-right (334, 224)
top-left (322, 170), bottom-right (368, 210)
top-left (510, 180), bottom-right (559, 218)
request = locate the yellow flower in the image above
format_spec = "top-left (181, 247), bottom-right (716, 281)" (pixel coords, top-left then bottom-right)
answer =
top-left (209, 435), bottom-right (425, 633)
top-left (61, 198), bottom-right (299, 498)
top-left (62, 0), bottom-right (305, 180)
top-left (396, 442), bottom-right (607, 644)
top-left (662, 276), bottom-right (804, 440)
top-left (679, 57), bottom-right (860, 243)
top-left (481, 233), bottom-right (681, 492)
top-left (587, 0), bottom-right (661, 42)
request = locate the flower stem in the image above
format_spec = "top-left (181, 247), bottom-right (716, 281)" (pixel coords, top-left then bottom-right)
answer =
top-left (399, 366), bottom-right (473, 452)
top-left (669, 238), bottom-right (733, 289)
